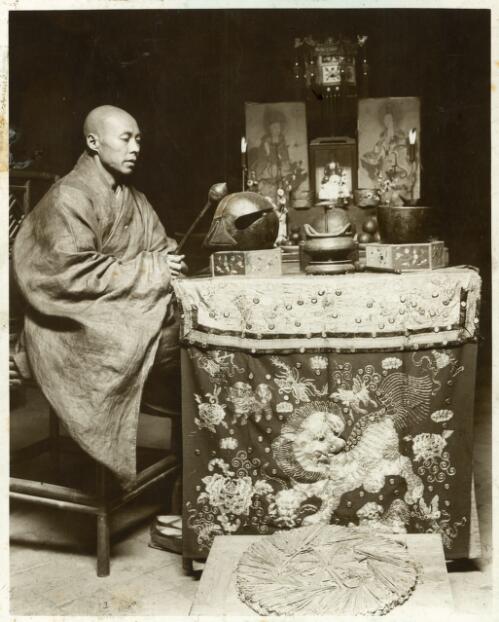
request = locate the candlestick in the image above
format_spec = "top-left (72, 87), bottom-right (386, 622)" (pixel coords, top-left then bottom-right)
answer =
top-left (241, 137), bottom-right (248, 190)
top-left (408, 128), bottom-right (417, 163)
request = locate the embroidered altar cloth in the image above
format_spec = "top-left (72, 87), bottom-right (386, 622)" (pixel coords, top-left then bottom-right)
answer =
top-left (173, 268), bottom-right (480, 352)
top-left (173, 268), bottom-right (480, 560)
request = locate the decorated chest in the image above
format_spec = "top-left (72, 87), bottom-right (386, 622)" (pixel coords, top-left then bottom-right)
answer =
top-left (365, 241), bottom-right (448, 271)
top-left (210, 249), bottom-right (282, 277)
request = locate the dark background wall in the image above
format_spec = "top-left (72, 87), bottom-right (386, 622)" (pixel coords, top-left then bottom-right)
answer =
top-left (9, 8), bottom-right (491, 361)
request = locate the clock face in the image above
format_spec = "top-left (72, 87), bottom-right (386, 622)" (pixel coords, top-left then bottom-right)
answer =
top-left (319, 56), bottom-right (357, 86)
top-left (321, 62), bottom-right (341, 86)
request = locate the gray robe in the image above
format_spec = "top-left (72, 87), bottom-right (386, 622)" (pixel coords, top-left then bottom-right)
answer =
top-left (13, 152), bottom-right (177, 486)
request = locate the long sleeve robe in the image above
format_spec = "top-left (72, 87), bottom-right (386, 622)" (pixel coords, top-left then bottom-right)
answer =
top-left (13, 152), bottom-right (177, 486)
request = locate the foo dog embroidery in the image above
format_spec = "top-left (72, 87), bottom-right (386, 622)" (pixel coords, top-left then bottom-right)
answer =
top-left (271, 371), bottom-right (432, 526)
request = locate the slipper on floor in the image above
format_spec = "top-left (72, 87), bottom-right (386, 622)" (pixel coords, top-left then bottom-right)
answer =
top-left (149, 522), bottom-right (183, 555)
top-left (155, 515), bottom-right (182, 530)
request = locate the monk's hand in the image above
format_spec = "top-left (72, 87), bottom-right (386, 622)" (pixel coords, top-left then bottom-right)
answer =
top-left (165, 254), bottom-right (186, 278)
top-left (9, 355), bottom-right (23, 388)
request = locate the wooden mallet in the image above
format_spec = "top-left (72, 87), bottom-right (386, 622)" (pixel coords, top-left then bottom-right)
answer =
top-left (176, 182), bottom-right (228, 253)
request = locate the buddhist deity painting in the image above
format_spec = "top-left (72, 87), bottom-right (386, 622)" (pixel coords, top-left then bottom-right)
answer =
top-left (358, 97), bottom-right (421, 202)
top-left (245, 102), bottom-right (310, 208)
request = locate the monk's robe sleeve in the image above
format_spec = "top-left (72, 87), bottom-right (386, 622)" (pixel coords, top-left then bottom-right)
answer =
top-left (143, 192), bottom-right (179, 254)
top-left (12, 185), bottom-right (177, 486)
top-left (14, 186), bottom-right (173, 319)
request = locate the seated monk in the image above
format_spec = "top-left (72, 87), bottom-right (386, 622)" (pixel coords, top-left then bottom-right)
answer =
top-left (13, 105), bottom-right (186, 488)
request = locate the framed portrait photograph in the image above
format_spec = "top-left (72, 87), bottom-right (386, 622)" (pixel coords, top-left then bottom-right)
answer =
top-left (309, 137), bottom-right (357, 203)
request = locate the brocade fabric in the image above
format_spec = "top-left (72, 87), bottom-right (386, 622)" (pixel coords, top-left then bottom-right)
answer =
top-left (174, 270), bottom-right (480, 560)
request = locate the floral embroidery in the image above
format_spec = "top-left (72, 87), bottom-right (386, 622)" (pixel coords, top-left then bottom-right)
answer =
top-left (194, 386), bottom-right (227, 433)
top-left (200, 474), bottom-right (254, 516)
top-left (382, 357), bottom-right (403, 370)
top-left (412, 431), bottom-right (453, 464)
top-left (187, 351), bottom-right (468, 555)
top-left (220, 437), bottom-right (239, 450)
top-left (409, 430), bottom-right (456, 483)
top-left (310, 355), bottom-right (328, 371)
top-left (195, 451), bottom-right (275, 539)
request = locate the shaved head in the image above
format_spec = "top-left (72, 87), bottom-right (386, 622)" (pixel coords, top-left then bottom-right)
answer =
top-left (83, 105), bottom-right (136, 138)
top-left (83, 105), bottom-right (141, 178)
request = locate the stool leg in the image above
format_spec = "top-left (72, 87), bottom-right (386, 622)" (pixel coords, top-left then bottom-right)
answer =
top-left (170, 474), bottom-right (182, 515)
top-left (96, 464), bottom-right (110, 577)
top-left (170, 416), bottom-right (183, 514)
top-left (182, 557), bottom-right (194, 576)
top-left (48, 408), bottom-right (61, 479)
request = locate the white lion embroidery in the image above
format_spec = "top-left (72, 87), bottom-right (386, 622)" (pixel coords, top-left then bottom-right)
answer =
top-left (272, 372), bottom-right (432, 527)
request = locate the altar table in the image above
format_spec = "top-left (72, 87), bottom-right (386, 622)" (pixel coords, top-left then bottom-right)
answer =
top-left (173, 268), bottom-right (481, 561)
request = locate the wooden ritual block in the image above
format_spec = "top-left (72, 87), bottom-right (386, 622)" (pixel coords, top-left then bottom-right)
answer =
top-left (365, 241), bottom-right (448, 271)
top-left (190, 533), bottom-right (453, 617)
top-left (210, 248), bottom-right (282, 277)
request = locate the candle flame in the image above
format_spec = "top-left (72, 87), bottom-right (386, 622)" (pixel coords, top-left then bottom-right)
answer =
top-left (409, 129), bottom-right (417, 145)
top-left (241, 137), bottom-right (247, 153)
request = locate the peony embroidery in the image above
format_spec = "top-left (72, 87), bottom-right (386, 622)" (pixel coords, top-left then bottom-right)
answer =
top-left (194, 386), bottom-right (227, 433)
top-left (411, 430), bottom-right (453, 464)
top-left (200, 473), bottom-right (254, 516)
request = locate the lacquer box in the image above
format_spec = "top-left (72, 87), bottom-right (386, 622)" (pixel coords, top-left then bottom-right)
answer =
top-left (210, 248), bottom-right (282, 277)
top-left (365, 241), bottom-right (448, 271)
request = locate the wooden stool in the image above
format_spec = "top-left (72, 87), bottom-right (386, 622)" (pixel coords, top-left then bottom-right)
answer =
top-left (10, 404), bottom-right (181, 577)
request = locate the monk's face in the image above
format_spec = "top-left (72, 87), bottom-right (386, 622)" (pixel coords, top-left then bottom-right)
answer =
top-left (92, 112), bottom-right (141, 176)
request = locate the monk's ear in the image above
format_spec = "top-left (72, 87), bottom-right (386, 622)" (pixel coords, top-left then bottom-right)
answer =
top-left (85, 132), bottom-right (100, 153)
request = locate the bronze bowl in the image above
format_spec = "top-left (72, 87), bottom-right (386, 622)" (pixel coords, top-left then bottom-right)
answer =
top-left (377, 205), bottom-right (434, 244)
top-left (302, 234), bottom-right (355, 261)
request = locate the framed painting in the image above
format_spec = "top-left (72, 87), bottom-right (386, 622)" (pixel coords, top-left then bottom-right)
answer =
top-left (358, 97), bottom-right (421, 201)
top-left (245, 102), bottom-right (310, 207)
